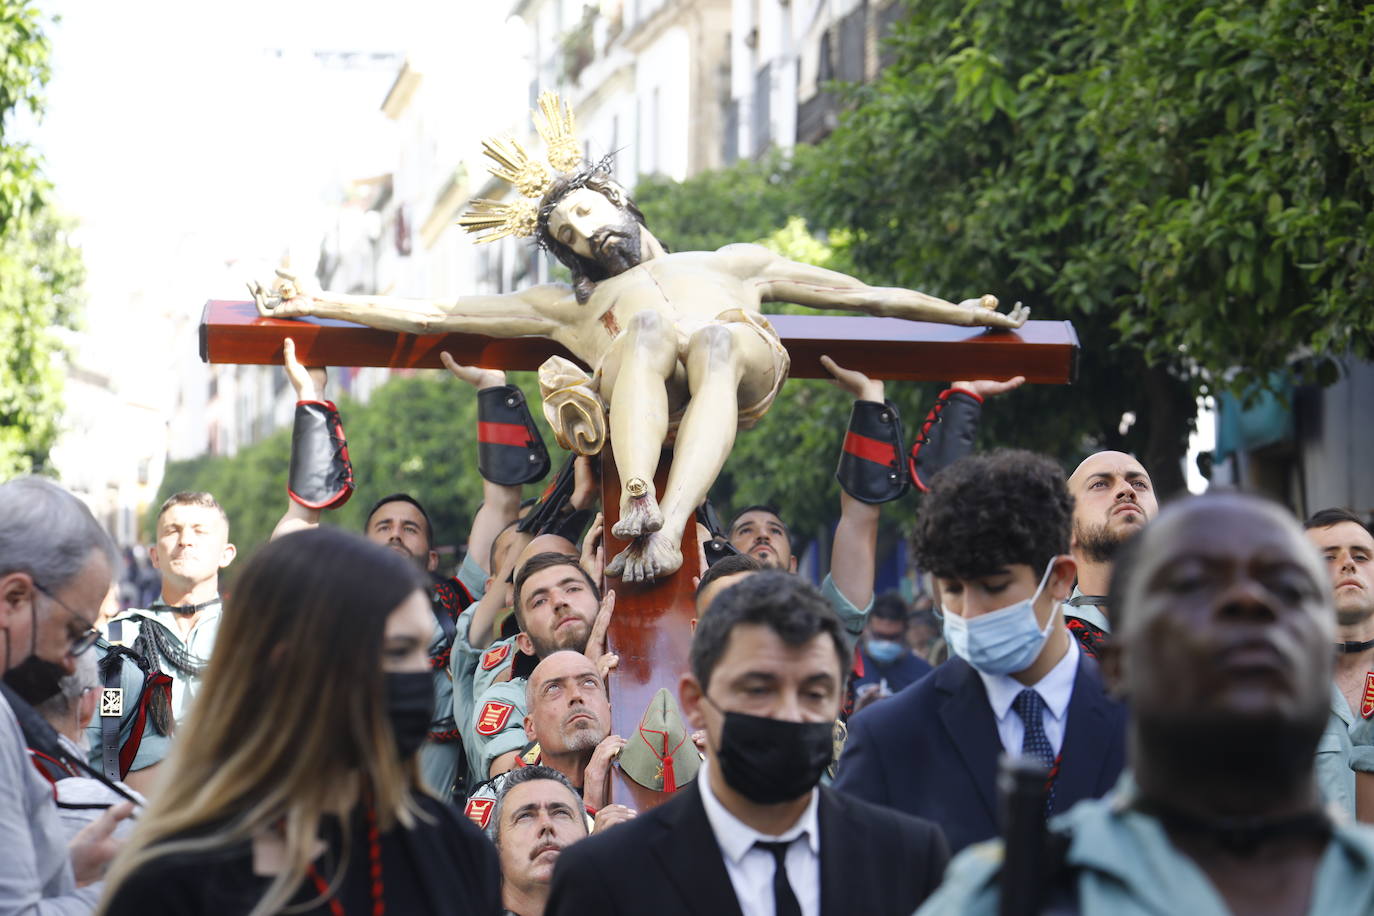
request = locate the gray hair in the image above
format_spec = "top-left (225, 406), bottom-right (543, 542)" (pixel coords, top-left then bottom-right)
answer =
top-left (35, 648), bottom-right (99, 722)
top-left (0, 477), bottom-right (118, 589)
top-left (491, 764), bottom-right (586, 844)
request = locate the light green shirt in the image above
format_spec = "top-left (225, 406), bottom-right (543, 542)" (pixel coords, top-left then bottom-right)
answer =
top-left (1063, 585), bottom-right (1112, 634)
top-left (108, 602), bottom-right (220, 720)
top-left (1317, 682), bottom-right (1358, 817)
top-left (467, 678), bottom-right (530, 784)
top-left (918, 780), bottom-right (1374, 916)
top-left (457, 550), bottom-right (488, 602)
top-left (820, 572), bottom-right (871, 646)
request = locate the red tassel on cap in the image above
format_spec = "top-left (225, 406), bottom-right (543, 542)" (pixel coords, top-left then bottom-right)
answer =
top-left (662, 747), bottom-right (677, 793)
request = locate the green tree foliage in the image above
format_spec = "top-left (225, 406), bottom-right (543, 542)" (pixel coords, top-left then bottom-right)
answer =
top-left (0, 1), bottom-right (85, 476)
top-left (803, 0), bottom-right (1374, 492)
top-left (155, 370), bottom-right (553, 579)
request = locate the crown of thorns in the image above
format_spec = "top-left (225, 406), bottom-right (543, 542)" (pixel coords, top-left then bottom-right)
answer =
top-left (458, 91), bottom-right (584, 243)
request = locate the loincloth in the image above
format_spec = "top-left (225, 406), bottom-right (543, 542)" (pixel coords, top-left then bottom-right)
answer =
top-left (537, 309), bottom-right (791, 456)
top-left (699, 309), bottom-right (790, 429)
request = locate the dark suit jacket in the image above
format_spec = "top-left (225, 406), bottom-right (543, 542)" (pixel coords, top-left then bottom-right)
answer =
top-left (545, 781), bottom-right (948, 916)
top-left (833, 653), bottom-right (1126, 855)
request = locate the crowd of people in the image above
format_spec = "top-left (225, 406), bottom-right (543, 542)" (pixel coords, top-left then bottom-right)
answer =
top-left (5, 335), bottom-right (1374, 916)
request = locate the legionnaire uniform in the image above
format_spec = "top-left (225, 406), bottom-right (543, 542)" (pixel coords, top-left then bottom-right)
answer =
top-left (1318, 680), bottom-right (1361, 817)
top-left (421, 567), bottom-right (481, 801)
top-left (1325, 663), bottom-right (1374, 818)
top-left (462, 742), bottom-right (549, 834)
top-left (84, 600), bottom-right (218, 780)
top-left (467, 669), bottom-right (537, 788)
top-left (1063, 587), bottom-right (1111, 660)
top-left (462, 741), bottom-right (598, 844)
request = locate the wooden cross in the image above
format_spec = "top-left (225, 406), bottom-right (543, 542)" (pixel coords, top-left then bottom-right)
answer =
top-left (201, 300), bottom-right (1078, 808)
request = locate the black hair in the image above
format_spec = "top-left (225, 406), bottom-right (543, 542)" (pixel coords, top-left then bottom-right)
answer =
top-left (512, 552), bottom-right (601, 627)
top-left (694, 552), bottom-right (762, 599)
top-left (870, 591), bottom-right (908, 623)
top-left (689, 571), bottom-right (848, 691)
top-left (1303, 507), bottom-right (1371, 533)
top-left (365, 493), bottom-right (434, 546)
top-left (491, 764), bottom-right (585, 843)
top-left (536, 158), bottom-right (648, 305)
top-left (912, 449), bottom-right (1072, 581)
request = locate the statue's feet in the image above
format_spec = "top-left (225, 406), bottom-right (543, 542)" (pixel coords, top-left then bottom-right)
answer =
top-left (605, 532), bottom-right (684, 583)
top-left (612, 483), bottom-right (664, 540)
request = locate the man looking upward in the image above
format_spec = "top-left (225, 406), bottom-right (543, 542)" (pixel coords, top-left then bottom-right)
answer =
top-left (253, 93), bottom-right (1028, 584)
top-left (1062, 450), bottom-right (1158, 656)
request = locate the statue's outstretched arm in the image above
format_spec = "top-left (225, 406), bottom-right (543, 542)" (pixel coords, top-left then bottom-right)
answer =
top-left (737, 245), bottom-right (1030, 329)
top-left (249, 269), bottom-right (567, 337)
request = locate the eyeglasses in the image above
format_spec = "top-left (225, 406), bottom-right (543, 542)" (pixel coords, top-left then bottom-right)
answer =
top-left (32, 580), bottom-right (101, 656)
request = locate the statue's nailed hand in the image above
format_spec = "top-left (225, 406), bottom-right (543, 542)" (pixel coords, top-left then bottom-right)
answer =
top-left (960, 295), bottom-right (1030, 330)
top-left (249, 268), bottom-right (318, 319)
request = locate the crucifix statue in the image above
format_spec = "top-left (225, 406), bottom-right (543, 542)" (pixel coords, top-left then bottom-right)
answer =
top-left (251, 92), bottom-right (1029, 583)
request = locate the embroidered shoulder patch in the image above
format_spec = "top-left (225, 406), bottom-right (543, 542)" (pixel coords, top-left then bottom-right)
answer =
top-left (475, 700), bottom-right (515, 736)
top-left (464, 797), bottom-right (494, 829)
top-left (481, 643), bottom-right (511, 671)
top-left (1362, 672), bottom-right (1374, 719)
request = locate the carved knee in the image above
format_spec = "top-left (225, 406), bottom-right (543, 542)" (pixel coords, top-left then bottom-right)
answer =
top-left (687, 324), bottom-right (736, 368)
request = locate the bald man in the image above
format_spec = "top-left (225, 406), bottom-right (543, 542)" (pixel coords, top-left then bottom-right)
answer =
top-left (1062, 451), bottom-right (1159, 656)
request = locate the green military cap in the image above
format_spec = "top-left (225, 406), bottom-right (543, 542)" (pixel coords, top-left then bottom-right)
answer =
top-left (619, 687), bottom-right (701, 793)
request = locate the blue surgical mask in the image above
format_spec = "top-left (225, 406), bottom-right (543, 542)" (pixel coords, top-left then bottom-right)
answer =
top-left (941, 558), bottom-right (1060, 676)
top-left (865, 637), bottom-right (907, 666)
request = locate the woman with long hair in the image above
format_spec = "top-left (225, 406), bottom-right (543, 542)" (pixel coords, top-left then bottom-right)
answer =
top-left (99, 527), bottom-right (500, 915)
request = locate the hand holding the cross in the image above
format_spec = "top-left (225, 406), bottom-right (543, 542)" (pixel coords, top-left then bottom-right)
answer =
top-left (281, 338), bottom-right (327, 401)
top-left (820, 355), bottom-right (884, 403)
top-left (439, 352), bottom-right (506, 390)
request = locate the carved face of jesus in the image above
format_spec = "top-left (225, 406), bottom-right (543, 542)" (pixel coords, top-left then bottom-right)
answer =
top-left (546, 187), bottom-right (644, 276)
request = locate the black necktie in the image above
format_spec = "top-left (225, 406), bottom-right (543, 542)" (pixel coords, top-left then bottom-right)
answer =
top-left (755, 840), bottom-right (803, 916)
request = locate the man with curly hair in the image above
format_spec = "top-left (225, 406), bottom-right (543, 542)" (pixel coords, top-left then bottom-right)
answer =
top-left (833, 450), bottom-right (1127, 853)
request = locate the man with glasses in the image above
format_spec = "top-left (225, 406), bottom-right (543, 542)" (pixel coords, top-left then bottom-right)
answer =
top-left (1, 475), bottom-right (133, 909)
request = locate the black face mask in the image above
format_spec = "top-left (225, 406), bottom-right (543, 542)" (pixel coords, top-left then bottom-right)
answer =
top-left (708, 700), bottom-right (833, 805)
top-left (384, 671), bottom-right (433, 760)
top-left (3, 655), bottom-right (66, 707)
top-left (2, 605), bottom-right (67, 707)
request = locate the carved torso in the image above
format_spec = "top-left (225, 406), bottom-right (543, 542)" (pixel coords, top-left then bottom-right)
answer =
top-left (544, 246), bottom-right (771, 368)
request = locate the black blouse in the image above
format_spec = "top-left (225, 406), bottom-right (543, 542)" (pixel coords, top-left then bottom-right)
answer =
top-left (103, 796), bottom-right (500, 915)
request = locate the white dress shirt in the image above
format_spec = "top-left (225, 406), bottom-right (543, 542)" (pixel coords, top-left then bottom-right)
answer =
top-left (976, 633), bottom-right (1080, 757)
top-left (697, 761), bottom-right (821, 916)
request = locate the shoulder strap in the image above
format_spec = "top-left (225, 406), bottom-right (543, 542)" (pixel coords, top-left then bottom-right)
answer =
top-left (101, 622), bottom-right (125, 781)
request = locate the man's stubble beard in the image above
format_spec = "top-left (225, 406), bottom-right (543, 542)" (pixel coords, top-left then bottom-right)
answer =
top-left (528, 620), bottom-right (592, 659)
top-left (561, 721), bottom-right (606, 753)
top-left (1074, 517), bottom-right (1132, 565)
top-left (1336, 599), bottom-right (1374, 628)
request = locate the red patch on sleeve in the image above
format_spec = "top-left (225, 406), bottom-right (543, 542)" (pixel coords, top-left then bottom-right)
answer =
top-left (465, 797), bottom-right (494, 829)
top-left (1362, 672), bottom-right (1374, 719)
top-left (475, 701), bottom-right (515, 736)
top-left (481, 643), bottom-right (511, 671)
